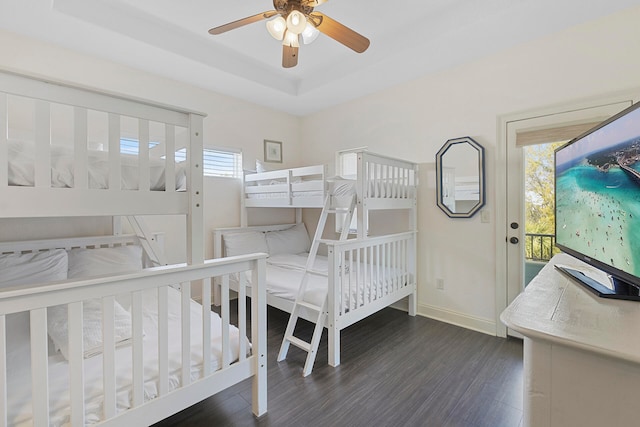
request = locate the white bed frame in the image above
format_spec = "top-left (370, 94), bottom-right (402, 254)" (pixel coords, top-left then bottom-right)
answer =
top-left (219, 149), bottom-right (418, 368)
top-left (0, 71), bottom-right (268, 424)
top-left (215, 224), bottom-right (416, 367)
top-left (242, 150), bottom-right (417, 237)
top-left (0, 234), bottom-right (267, 426)
top-left (243, 164), bottom-right (327, 209)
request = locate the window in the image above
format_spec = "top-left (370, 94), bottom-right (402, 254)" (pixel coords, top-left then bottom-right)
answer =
top-left (120, 138), bottom-right (158, 154)
top-left (174, 147), bottom-right (242, 178)
top-left (120, 138), bottom-right (242, 178)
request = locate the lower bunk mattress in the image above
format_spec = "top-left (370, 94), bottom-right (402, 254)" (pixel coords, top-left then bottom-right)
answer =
top-left (238, 253), bottom-right (406, 312)
top-left (6, 286), bottom-right (246, 427)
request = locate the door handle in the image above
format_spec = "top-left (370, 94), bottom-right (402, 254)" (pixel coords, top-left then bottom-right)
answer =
top-left (509, 237), bottom-right (519, 244)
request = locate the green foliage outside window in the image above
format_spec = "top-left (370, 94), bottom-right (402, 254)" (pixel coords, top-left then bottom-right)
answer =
top-left (524, 142), bottom-right (564, 261)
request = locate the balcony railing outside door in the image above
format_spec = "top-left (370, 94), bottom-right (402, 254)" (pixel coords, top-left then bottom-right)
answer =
top-left (525, 233), bottom-right (556, 262)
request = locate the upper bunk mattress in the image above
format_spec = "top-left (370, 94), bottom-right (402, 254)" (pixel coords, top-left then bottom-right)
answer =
top-left (7, 140), bottom-right (186, 191)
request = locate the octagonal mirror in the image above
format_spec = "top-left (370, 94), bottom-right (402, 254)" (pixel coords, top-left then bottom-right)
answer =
top-left (436, 136), bottom-right (485, 218)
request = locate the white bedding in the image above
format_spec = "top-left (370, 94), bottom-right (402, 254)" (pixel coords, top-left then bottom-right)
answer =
top-left (6, 286), bottom-right (245, 427)
top-left (7, 140), bottom-right (186, 190)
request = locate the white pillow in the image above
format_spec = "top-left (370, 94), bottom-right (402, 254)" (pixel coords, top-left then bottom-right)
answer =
top-left (67, 245), bottom-right (144, 311)
top-left (0, 249), bottom-right (68, 288)
top-left (53, 245), bottom-right (145, 360)
top-left (67, 245), bottom-right (143, 279)
top-left (256, 159), bottom-right (271, 173)
top-left (47, 298), bottom-right (133, 360)
top-left (265, 223), bottom-right (311, 256)
top-left (0, 249), bottom-right (69, 360)
top-left (223, 231), bottom-right (269, 257)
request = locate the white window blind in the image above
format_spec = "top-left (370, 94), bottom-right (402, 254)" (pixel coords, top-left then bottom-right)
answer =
top-left (174, 147), bottom-right (242, 178)
top-left (515, 122), bottom-right (602, 147)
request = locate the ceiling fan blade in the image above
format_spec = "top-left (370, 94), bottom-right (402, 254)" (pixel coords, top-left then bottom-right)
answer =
top-left (208, 11), bottom-right (278, 35)
top-left (312, 12), bottom-right (370, 53)
top-left (282, 45), bottom-right (299, 68)
top-left (302, 0), bottom-right (329, 6)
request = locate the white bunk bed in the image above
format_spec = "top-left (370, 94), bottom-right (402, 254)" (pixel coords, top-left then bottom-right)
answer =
top-left (242, 151), bottom-right (417, 234)
top-left (215, 149), bottom-right (418, 374)
top-left (0, 71), bottom-right (267, 425)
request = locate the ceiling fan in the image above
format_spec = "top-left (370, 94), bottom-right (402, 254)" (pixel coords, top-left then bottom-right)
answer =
top-left (208, 0), bottom-right (370, 68)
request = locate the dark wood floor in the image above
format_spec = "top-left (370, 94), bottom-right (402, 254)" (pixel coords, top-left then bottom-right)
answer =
top-left (154, 306), bottom-right (523, 427)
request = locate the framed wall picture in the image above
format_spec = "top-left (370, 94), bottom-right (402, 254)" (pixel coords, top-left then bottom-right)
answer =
top-left (264, 139), bottom-right (283, 163)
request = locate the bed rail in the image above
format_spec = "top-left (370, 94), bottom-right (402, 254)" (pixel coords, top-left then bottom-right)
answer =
top-left (0, 254), bottom-right (267, 426)
top-left (0, 71), bottom-right (205, 218)
top-left (0, 233), bottom-right (155, 254)
top-left (323, 231), bottom-right (416, 323)
top-left (322, 231), bottom-right (417, 366)
top-left (356, 151), bottom-right (418, 210)
top-left (243, 164), bottom-right (326, 209)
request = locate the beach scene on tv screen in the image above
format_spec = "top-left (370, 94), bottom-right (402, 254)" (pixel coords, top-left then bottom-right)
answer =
top-left (556, 106), bottom-right (640, 278)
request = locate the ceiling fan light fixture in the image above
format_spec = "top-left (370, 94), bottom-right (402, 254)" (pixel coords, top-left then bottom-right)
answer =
top-left (266, 16), bottom-right (286, 40)
top-left (301, 23), bottom-right (320, 44)
top-left (286, 10), bottom-right (307, 34)
top-left (282, 30), bottom-right (300, 48)
top-left (208, 0), bottom-right (371, 68)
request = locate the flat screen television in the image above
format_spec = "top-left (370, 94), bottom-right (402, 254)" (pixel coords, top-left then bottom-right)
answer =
top-left (554, 101), bottom-right (640, 300)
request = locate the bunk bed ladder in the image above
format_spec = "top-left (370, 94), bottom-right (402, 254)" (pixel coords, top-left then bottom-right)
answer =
top-left (125, 216), bottom-right (167, 266)
top-left (277, 193), bottom-right (356, 376)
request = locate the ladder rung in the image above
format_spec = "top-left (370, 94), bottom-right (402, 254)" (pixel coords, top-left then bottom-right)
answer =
top-left (327, 208), bottom-right (350, 213)
top-left (306, 269), bottom-right (328, 277)
top-left (287, 336), bottom-right (312, 352)
top-left (296, 301), bottom-right (323, 312)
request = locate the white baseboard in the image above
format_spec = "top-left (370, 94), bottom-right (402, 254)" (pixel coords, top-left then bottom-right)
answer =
top-left (417, 303), bottom-right (496, 336)
top-left (197, 293), bottom-right (496, 336)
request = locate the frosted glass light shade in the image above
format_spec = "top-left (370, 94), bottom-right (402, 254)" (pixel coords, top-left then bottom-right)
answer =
top-left (282, 30), bottom-right (300, 48)
top-left (301, 23), bottom-right (320, 44)
top-left (266, 16), bottom-right (286, 40)
top-left (286, 10), bottom-right (307, 34)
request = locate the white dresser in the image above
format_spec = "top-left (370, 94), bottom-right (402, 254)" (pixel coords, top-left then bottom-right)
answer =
top-left (501, 253), bottom-right (640, 427)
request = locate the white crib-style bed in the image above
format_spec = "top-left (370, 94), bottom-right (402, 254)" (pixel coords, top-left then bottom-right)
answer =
top-left (217, 150), bottom-right (418, 372)
top-left (0, 234), bottom-right (266, 426)
top-left (0, 71), bottom-right (267, 425)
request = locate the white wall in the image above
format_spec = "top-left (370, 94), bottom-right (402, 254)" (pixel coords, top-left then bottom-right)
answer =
top-left (301, 5), bottom-right (640, 334)
top-left (0, 30), bottom-right (302, 264)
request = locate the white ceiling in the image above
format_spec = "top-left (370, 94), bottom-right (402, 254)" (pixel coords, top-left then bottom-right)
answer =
top-left (1, 0), bottom-right (638, 116)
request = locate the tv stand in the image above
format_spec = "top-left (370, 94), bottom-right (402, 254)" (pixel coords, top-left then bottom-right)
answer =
top-left (501, 253), bottom-right (640, 427)
top-left (554, 264), bottom-right (640, 300)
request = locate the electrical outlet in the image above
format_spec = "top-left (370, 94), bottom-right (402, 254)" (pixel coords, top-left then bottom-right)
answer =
top-left (436, 278), bottom-right (445, 290)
